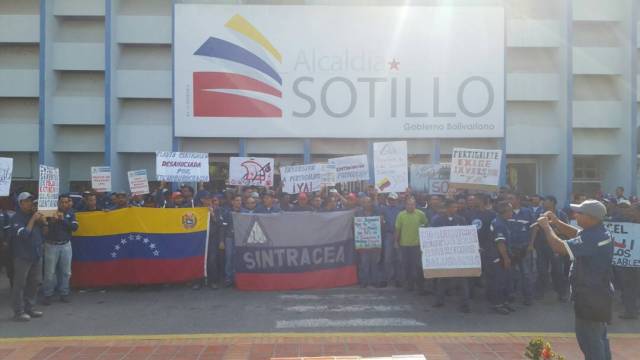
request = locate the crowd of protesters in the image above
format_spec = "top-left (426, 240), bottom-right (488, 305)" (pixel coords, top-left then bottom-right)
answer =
top-left (0, 180), bottom-right (639, 325)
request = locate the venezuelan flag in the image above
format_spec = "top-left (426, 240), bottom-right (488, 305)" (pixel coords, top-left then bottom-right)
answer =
top-left (71, 208), bottom-right (209, 287)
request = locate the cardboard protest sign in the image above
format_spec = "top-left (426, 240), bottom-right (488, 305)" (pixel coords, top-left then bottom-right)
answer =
top-left (38, 165), bottom-right (59, 216)
top-left (328, 155), bottom-right (370, 183)
top-left (409, 164), bottom-right (450, 194)
top-left (420, 225), bottom-right (481, 278)
top-left (156, 151), bottom-right (209, 182)
top-left (354, 216), bottom-right (382, 249)
top-left (229, 157), bottom-right (274, 187)
top-left (280, 164), bottom-right (336, 194)
top-left (0, 157), bottom-right (12, 197)
top-left (373, 141), bottom-right (408, 193)
top-left (605, 222), bottom-right (640, 267)
top-left (128, 169), bottom-right (150, 196)
top-left (91, 166), bottom-right (112, 193)
top-left (449, 148), bottom-right (502, 191)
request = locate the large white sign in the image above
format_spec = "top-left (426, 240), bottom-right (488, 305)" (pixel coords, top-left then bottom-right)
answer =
top-left (156, 152), bottom-right (209, 182)
top-left (38, 165), bottom-right (59, 216)
top-left (91, 166), bottom-right (112, 193)
top-left (420, 225), bottom-right (482, 278)
top-left (410, 164), bottom-right (450, 194)
top-left (128, 170), bottom-right (150, 196)
top-left (449, 148), bottom-right (502, 190)
top-left (229, 157), bottom-right (274, 187)
top-left (373, 141), bottom-right (408, 193)
top-left (0, 158), bottom-right (12, 196)
top-left (174, 5), bottom-right (504, 138)
top-left (605, 222), bottom-right (640, 267)
top-left (280, 163), bottom-right (336, 194)
top-left (328, 155), bottom-right (370, 183)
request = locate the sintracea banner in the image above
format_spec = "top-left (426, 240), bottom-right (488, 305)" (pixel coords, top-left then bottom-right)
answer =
top-left (328, 155), bottom-right (370, 183)
top-left (156, 152), bottom-right (209, 182)
top-left (174, 5), bottom-right (504, 138)
top-left (449, 148), bottom-right (502, 190)
top-left (373, 141), bottom-right (408, 193)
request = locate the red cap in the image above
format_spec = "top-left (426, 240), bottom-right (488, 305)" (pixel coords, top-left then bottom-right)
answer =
top-left (298, 192), bottom-right (308, 199)
top-left (347, 193), bottom-right (357, 200)
top-left (171, 192), bottom-right (183, 200)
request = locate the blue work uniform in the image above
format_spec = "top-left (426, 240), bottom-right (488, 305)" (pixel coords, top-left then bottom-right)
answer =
top-left (534, 209), bottom-right (569, 299)
top-left (431, 214), bottom-right (471, 308)
top-left (564, 223), bottom-right (613, 360)
top-left (507, 207), bottom-right (535, 303)
top-left (380, 204), bottom-right (403, 283)
top-left (488, 216), bottom-right (511, 307)
top-left (10, 210), bottom-right (45, 316)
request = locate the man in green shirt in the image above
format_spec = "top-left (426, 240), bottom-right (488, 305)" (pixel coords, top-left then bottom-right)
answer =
top-left (395, 197), bottom-right (428, 291)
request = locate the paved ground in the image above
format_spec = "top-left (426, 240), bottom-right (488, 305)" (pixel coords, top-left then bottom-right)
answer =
top-left (0, 280), bottom-right (639, 359)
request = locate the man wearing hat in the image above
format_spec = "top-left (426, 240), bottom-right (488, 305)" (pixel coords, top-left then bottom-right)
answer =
top-left (536, 199), bottom-right (613, 360)
top-left (10, 192), bottom-right (46, 322)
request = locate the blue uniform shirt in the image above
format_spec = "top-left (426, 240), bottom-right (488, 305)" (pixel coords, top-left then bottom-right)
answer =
top-left (11, 210), bottom-right (45, 261)
top-left (381, 205), bottom-right (402, 234)
top-left (47, 210), bottom-right (79, 244)
top-left (489, 216), bottom-right (511, 260)
top-left (431, 214), bottom-right (467, 227)
top-left (462, 208), bottom-right (496, 250)
top-left (255, 204), bottom-right (281, 214)
top-left (564, 223), bottom-right (613, 296)
top-left (507, 207), bottom-right (534, 248)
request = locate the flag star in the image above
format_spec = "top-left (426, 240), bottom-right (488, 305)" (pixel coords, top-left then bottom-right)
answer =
top-left (143, 238), bottom-right (149, 244)
top-left (121, 239), bottom-right (127, 244)
top-left (135, 235), bottom-right (142, 240)
top-left (111, 252), bottom-right (117, 258)
top-left (149, 244), bottom-right (156, 249)
top-left (153, 250), bottom-right (159, 256)
top-left (129, 234), bottom-right (135, 240)
top-left (115, 245), bottom-right (120, 250)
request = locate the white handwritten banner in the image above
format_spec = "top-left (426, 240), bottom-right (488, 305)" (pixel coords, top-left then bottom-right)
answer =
top-left (38, 165), bottom-right (59, 215)
top-left (409, 164), bottom-right (450, 194)
top-left (420, 225), bottom-right (481, 278)
top-left (328, 155), bottom-right (370, 183)
top-left (605, 222), bottom-right (640, 267)
top-left (449, 148), bottom-right (502, 190)
top-left (373, 141), bottom-right (408, 193)
top-left (354, 216), bottom-right (382, 249)
top-left (0, 158), bottom-right (12, 196)
top-left (280, 163), bottom-right (336, 194)
top-left (91, 166), bottom-right (112, 193)
top-left (229, 157), bottom-right (274, 187)
top-left (128, 169), bottom-right (150, 196)
top-left (156, 151), bottom-right (209, 182)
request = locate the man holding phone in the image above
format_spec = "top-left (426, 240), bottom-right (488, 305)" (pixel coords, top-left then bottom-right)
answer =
top-left (10, 192), bottom-right (47, 322)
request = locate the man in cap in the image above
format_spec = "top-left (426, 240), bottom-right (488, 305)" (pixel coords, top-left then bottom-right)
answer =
top-left (42, 194), bottom-right (78, 304)
top-left (536, 199), bottom-right (613, 360)
top-left (10, 192), bottom-right (46, 321)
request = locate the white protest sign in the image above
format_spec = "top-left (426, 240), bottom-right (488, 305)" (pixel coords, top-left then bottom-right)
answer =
top-left (420, 225), bottom-right (482, 278)
top-left (156, 151), bottom-right (209, 182)
top-left (229, 157), bottom-right (274, 187)
top-left (449, 148), bottom-right (502, 190)
top-left (128, 169), bottom-right (150, 196)
top-left (354, 216), bottom-right (382, 249)
top-left (91, 166), bottom-right (112, 193)
top-left (0, 158), bottom-right (12, 196)
top-left (605, 222), bottom-right (640, 267)
top-left (328, 155), bottom-right (370, 183)
top-left (373, 141), bottom-right (408, 193)
top-left (280, 163), bottom-right (336, 194)
top-left (38, 165), bottom-right (59, 216)
top-left (409, 164), bottom-right (450, 194)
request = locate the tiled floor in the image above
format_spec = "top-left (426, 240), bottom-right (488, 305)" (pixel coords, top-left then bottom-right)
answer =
top-left (0, 333), bottom-right (638, 360)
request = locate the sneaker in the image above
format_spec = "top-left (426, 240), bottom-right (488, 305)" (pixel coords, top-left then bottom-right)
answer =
top-left (491, 305), bottom-right (509, 315)
top-left (619, 313), bottom-right (639, 320)
top-left (26, 310), bottom-right (43, 318)
top-left (13, 313), bottom-right (30, 322)
top-left (60, 295), bottom-right (70, 303)
top-left (502, 303), bottom-right (516, 312)
top-left (42, 296), bottom-right (53, 306)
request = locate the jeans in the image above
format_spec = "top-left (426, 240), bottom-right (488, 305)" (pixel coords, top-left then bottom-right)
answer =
top-left (486, 259), bottom-right (509, 306)
top-left (11, 257), bottom-right (42, 315)
top-left (43, 242), bottom-right (72, 297)
top-left (575, 316), bottom-right (611, 360)
top-left (436, 277), bottom-right (470, 306)
top-left (357, 250), bottom-right (381, 286)
top-left (224, 236), bottom-right (235, 284)
top-left (535, 246), bottom-right (568, 297)
top-left (382, 233), bottom-right (403, 283)
top-left (400, 246), bottom-right (423, 289)
top-left (620, 267), bottom-right (640, 316)
top-left (509, 249), bottom-right (535, 301)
